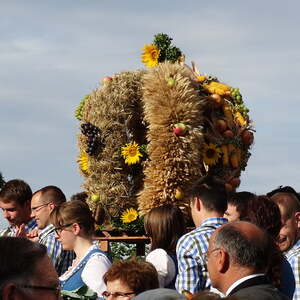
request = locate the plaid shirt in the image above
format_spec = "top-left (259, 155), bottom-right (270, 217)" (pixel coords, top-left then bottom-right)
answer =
top-left (39, 224), bottom-right (75, 276)
top-left (285, 239), bottom-right (300, 300)
top-left (0, 218), bottom-right (37, 237)
top-left (175, 217), bottom-right (228, 294)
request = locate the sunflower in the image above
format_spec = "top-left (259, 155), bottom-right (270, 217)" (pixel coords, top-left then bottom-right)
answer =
top-left (77, 151), bottom-right (89, 173)
top-left (197, 75), bottom-right (207, 83)
top-left (121, 208), bottom-right (138, 223)
top-left (121, 141), bottom-right (143, 165)
top-left (203, 143), bottom-right (221, 166)
top-left (141, 44), bottom-right (160, 67)
top-left (204, 81), bottom-right (231, 96)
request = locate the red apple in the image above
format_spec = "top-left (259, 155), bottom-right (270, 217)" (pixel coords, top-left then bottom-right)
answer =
top-left (173, 123), bottom-right (187, 136)
top-left (102, 76), bottom-right (113, 85)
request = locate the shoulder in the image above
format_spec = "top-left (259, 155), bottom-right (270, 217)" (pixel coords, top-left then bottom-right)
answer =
top-left (233, 285), bottom-right (289, 300)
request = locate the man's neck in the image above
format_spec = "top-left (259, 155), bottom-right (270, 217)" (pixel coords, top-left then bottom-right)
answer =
top-left (196, 211), bottom-right (224, 227)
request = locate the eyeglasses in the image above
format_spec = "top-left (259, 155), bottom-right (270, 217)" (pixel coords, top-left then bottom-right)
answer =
top-left (54, 223), bottom-right (73, 235)
top-left (203, 247), bottom-right (221, 262)
top-left (102, 291), bottom-right (136, 298)
top-left (17, 284), bottom-right (61, 297)
top-left (31, 202), bottom-right (52, 213)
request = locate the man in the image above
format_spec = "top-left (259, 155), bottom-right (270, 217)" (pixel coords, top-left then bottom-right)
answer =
top-left (30, 185), bottom-right (74, 275)
top-left (175, 181), bottom-right (228, 294)
top-left (0, 236), bottom-right (61, 300)
top-left (223, 191), bottom-right (255, 222)
top-left (270, 188), bottom-right (300, 300)
top-left (207, 221), bottom-right (288, 299)
top-left (0, 179), bottom-right (37, 237)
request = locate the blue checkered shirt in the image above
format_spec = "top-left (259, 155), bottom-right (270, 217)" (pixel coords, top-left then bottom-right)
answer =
top-left (0, 218), bottom-right (37, 237)
top-left (39, 224), bottom-right (75, 276)
top-left (285, 239), bottom-right (300, 300)
top-left (175, 217), bottom-right (228, 294)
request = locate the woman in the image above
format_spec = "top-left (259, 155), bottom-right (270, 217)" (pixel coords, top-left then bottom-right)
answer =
top-left (144, 204), bottom-right (186, 289)
top-left (102, 259), bottom-right (159, 299)
top-left (51, 200), bottom-right (111, 297)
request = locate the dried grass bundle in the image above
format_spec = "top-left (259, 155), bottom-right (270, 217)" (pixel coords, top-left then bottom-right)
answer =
top-left (138, 62), bottom-right (206, 215)
top-left (78, 70), bottom-right (147, 223)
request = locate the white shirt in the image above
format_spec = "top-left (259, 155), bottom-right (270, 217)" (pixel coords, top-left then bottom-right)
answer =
top-left (226, 273), bottom-right (265, 296)
top-left (146, 248), bottom-right (176, 288)
top-left (60, 245), bottom-right (111, 296)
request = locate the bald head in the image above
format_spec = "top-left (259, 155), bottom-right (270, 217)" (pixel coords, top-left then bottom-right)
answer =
top-left (211, 221), bottom-right (271, 272)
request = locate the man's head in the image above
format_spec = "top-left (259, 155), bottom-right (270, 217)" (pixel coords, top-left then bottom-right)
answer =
top-left (0, 179), bottom-right (32, 226)
top-left (31, 186), bottom-right (66, 229)
top-left (103, 259), bottom-right (159, 299)
top-left (270, 191), bottom-right (300, 252)
top-left (187, 181), bottom-right (227, 227)
top-left (224, 191), bottom-right (255, 222)
top-left (0, 237), bottom-right (61, 300)
top-left (207, 221), bottom-right (272, 294)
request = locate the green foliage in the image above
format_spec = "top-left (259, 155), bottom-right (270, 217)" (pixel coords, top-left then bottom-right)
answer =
top-left (0, 172), bottom-right (5, 189)
top-left (61, 285), bottom-right (97, 299)
top-left (153, 33), bottom-right (182, 63)
top-left (110, 215), bottom-right (145, 234)
top-left (110, 242), bottom-right (150, 262)
top-left (75, 94), bottom-right (89, 120)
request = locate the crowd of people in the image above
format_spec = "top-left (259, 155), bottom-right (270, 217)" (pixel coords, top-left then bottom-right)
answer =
top-left (0, 178), bottom-right (300, 300)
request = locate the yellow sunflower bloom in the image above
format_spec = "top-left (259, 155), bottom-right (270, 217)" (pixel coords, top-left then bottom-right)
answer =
top-left (121, 141), bottom-right (143, 165)
top-left (77, 152), bottom-right (89, 173)
top-left (141, 44), bottom-right (160, 67)
top-left (204, 82), bottom-right (231, 96)
top-left (197, 75), bottom-right (207, 83)
top-left (203, 143), bottom-right (221, 166)
top-left (121, 208), bottom-right (138, 223)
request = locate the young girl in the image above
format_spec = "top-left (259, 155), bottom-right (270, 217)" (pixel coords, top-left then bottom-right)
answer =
top-left (51, 200), bottom-right (111, 297)
top-left (144, 205), bottom-right (186, 289)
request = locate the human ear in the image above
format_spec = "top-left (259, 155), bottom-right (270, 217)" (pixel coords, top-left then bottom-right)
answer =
top-left (48, 202), bottom-right (55, 213)
top-left (2, 283), bottom-right (17, 300)
top-left (72, 223), bottom-right (81, 235)
top-left (295, 212), bottom-right (300, 229)
top-left (218, 249), bottom-right (229, 273)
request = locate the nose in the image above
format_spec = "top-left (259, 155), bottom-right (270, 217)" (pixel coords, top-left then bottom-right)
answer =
top-left (30, 211), bottom-right (35, 218)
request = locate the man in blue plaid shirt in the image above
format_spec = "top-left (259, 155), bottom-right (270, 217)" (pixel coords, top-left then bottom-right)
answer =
top-left (270, 188), bottom-right (300, 300)
top-left (0, 179), bottom-right (38, 237)
top-left (175, 181), bottom-right (228, 294)
top-left (30, 185), bottom-right (74, 275)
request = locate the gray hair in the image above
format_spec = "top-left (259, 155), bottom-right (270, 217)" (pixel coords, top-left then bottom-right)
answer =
top-left (214, 223), bottom-right (271, 272)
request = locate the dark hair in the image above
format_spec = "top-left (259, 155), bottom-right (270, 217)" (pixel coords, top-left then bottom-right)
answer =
top-left (50, 200), bottom-right (95, 236)
top-left (241, 195), bottom-right (281, 239)
top-left (239, 195), bottom-right (282, 288)
top-left (0, 237), bottom-right (47, 287)
top-left (270, 192), bottom-right (300, 220)
top-left (33, 185), bottom-right (66, 206)
top-left (0, 179), bottom-right (32, 206)
top-left (267, 185), bottom-right (300, 202)
top-left (227, 192), bottom-right (255, 220)
top-left (103, 259), bottom-right (159, 295)
top-left (70, 192), bottom-right (88, 202)
top-left (187, 181), bottom-right (227, 214)
top-left (144, 205), bottom-right (186, 253)
top-left (214, 223), bottom-right (272, 272)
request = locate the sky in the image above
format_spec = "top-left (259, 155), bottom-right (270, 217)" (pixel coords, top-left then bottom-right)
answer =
top-left (1, 1), bottom-right (300, 228)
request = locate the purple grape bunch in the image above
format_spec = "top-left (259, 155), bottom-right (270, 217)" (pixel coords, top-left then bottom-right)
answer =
top-left (81, 122), bottom-right (101, 155)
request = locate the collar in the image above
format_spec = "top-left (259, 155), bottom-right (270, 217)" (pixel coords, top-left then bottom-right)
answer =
top-left (8, 218), bottom-right (37, 234)
top-left (285, 238), bottom-right (300, 258)
top-left (226, 274), bottom-right (266, 296)
top-left (200, 217), bottom-right (228, 227)
top-left (39, 224), bottom-right (55, 240)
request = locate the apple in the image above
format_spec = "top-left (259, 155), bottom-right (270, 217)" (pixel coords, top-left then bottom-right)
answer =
top-left (175, 187), bottom-right (184, 200)
top-left (102, 76), bottom-right (113, 85)
top-left (166, 77), bottom-right (176, 87)
top-left (242, 130), bottom-right (254, 146)
top-left (173, 123), bottom-right (187, 136)
top-left (90, 194), bottom-right (100, 203)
